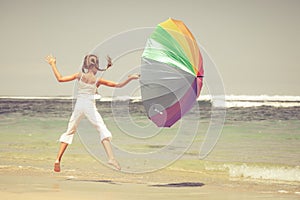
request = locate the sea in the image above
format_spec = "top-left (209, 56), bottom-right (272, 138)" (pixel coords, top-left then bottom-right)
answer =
top-left (0, 95), bottom-right (300, 185)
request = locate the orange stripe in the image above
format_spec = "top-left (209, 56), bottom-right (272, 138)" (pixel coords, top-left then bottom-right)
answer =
top-left (160, 18), bottom-right (200, 74)
top-left (172, 19), bottom-right (201, 75)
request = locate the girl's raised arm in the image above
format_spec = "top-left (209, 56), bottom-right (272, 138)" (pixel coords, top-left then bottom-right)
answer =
top-left (45, 55), bottom-right (79, 82)
top-left (97, 74), bottom-right (140, 88)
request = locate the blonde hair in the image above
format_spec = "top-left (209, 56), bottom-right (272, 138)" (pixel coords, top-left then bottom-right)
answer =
top-left (82, 54), bottom-right (99, 73)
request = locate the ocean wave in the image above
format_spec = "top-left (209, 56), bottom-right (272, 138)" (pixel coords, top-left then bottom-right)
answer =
top-left (206, 163), bottom-right (300, 183)
top-left (198, 95), bottom-right (300, 108)
top-left (169, 161), bottom-right (300, 183)
top-left (224, 95), bottom-right (300, 108)
top-left (0, 96), bottom-right (74, 100)
top-left (228, 164), bottom-right (300, 182)
top-left (224, 95), bottom-right (300, 102)
top-left (224, 101), bottom-right (300, 108)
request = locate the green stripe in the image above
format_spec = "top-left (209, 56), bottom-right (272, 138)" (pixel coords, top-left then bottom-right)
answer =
top-left (143, 26), bottom-right (195, 75)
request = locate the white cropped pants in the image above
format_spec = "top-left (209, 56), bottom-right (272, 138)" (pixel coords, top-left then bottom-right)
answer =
top-left (59, 96), bottom-right (112, 144)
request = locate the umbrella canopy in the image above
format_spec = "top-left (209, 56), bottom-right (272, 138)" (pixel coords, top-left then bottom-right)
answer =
top-left (140, 18), bottom-right (204, 127)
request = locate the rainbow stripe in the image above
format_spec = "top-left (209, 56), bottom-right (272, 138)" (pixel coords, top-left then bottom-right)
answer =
top-left (143, 18), bottom-right (203, 77)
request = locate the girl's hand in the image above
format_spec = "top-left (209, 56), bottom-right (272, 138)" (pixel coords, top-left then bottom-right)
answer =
top-left (45, 55), bottom-right (56, 66)
top-left (106, 55), bottom-right (112, 69)
top-left (128, 73), bottom-right (140, 80)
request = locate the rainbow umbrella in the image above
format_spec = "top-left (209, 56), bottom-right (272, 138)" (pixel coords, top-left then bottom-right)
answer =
top-left (140, 18), bottom-right (204, 127)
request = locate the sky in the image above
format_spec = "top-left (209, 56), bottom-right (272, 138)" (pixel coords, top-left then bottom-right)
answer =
top-left (0, 0), bottom-right (299, 97)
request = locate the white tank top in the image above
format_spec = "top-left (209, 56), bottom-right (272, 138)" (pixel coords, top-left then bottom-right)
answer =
top-left (77, 74), bottom-right (97, 98)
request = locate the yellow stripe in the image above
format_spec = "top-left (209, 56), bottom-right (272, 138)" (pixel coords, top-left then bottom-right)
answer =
top-left (159, 18), bottom-right (200, 74)
top-left (172, 19), bottom-right (200, 73)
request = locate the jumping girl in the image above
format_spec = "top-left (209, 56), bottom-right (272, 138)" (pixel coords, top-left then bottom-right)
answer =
top-left (45, 54), bottom-right (139, 172)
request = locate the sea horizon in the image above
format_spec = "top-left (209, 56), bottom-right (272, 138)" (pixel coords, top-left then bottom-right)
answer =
top-left (1, 94), bottom-right (300, 108)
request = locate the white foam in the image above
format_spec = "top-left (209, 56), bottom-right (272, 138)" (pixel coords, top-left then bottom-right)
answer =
top-left (225, 101), bottom-right (300, 108)
top-left (198, 95), bottom-right (300, 108)
top-left (226, 163), bottom-right (300, 182)
top-left (225, 95), bottom-right (300, 102)
top-left (0, 96), bottom-right (74, 100)
top-left (278, 190), bottom-right (289, 194)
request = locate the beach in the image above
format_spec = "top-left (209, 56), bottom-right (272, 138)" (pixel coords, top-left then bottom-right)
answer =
top-left (1, 167), bottom-right (299, 200)
top-left (0, 97), bottom-right (300, 199)
top-left (1, 161), bottom-right (299, 200)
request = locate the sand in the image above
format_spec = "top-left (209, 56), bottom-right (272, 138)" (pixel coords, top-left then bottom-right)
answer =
top-left (0, 164), bottom-right (299, 200)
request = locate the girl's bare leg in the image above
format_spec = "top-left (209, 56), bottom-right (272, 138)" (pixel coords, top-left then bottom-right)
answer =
top-left (54, 142), bottom-right (68, 172)
top-left (101, 138), bottom-right (121, 170)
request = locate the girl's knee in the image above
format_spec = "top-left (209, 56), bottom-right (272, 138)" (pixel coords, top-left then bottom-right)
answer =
top-left (101, 137), bottom-right (111, 143)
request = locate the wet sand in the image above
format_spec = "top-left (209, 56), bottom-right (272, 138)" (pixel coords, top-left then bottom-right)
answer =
top-left (0, 164), bottom-right (299, 200)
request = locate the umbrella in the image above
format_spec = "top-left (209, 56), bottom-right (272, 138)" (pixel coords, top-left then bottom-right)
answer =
top-left (140, 18), bottom-right (204, 127)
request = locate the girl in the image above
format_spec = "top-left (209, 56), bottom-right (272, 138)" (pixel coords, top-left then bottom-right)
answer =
top-left (45, 54), bottom-right (139, 172)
